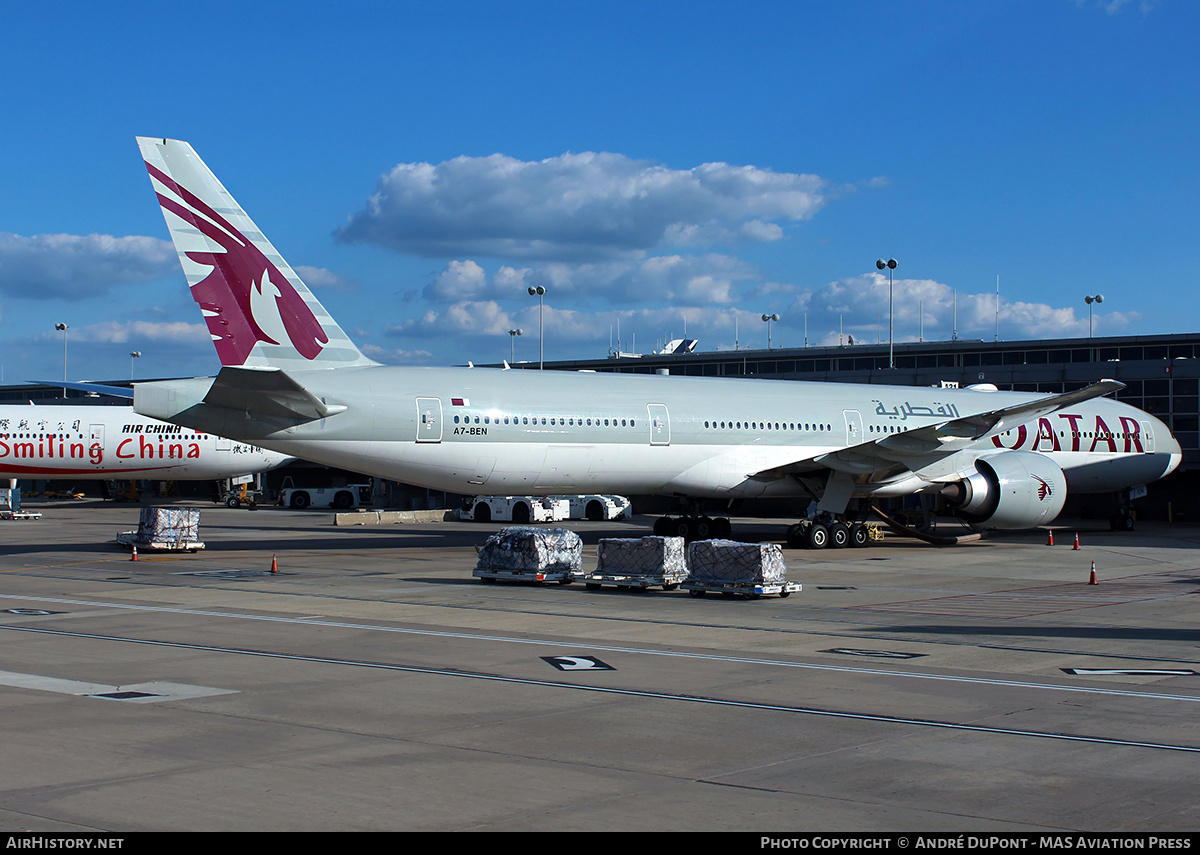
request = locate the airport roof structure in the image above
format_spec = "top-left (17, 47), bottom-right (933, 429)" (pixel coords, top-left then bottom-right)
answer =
top-left (504, 331), bottom-right (1200, 470)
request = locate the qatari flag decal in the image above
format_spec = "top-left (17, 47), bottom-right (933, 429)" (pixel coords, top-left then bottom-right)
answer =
top-left (451, 398), bottom-right (469, 407)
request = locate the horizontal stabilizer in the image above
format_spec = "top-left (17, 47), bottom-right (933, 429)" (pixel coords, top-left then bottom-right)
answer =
top-left (203, 366), bottom-right (346, 422)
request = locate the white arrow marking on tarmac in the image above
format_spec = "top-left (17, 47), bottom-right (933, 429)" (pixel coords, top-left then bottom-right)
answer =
top-left (556, 657), bottom-right (601, 670)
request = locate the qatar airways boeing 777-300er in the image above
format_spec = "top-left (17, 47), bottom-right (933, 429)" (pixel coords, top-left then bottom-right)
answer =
top-left (130, 136), bottom-right (1181, 546)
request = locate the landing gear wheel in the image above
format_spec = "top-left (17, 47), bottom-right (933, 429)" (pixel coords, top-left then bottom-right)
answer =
top-left (829, 522), bottom-right (849, 549)
top-left (806, 523), bottom-right (829, 550)
top-left (849, 524), bottom-right (869, 548)
top-left (1109, 512), bottom-right (1134, 532)
top-left (694, 516), bottom-right (715, 539)
top-left (786, 522), bottom-right (808, 548)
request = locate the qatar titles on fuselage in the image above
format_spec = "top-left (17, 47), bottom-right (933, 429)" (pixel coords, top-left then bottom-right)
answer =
top-left (130, 137), bottom-right (1181, 531)
top-left (0, 405), bottom-right (289, 480)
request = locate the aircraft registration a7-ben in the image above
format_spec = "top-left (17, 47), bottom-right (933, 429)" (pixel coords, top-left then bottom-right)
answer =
top-left (0, 404), bottom-right (290, 482)
top-left (131, 137), bottom-right (1181, 547)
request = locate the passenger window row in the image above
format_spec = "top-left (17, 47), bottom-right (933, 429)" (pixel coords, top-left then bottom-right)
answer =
top-left (453, 415), bottom-right (637, 428)
top-left (703, 421), bottom-right (833, 432)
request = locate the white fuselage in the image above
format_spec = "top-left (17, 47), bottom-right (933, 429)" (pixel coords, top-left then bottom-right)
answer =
top-left (140, 366), bottom-right (1181, 500)
top-left (0, 405), bottom-right (288, 481)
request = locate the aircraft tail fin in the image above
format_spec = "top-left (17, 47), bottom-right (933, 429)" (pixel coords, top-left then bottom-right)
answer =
top-left (137, 137), bottom-right (377, 372)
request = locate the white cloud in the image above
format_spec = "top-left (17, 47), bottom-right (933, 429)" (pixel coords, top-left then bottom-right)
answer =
top-left (386, 300), bottom-right (517, 338)
top-left (361, 344), bottom-right (435, 364)
top-left (1073, 0), bottom-right (1160, 14)
top-left (294, 265), bottom-right (356, 291)
top-left (422, 259), bottom-right (491, 302)
top-left (337, 152), bottom-right (827, 261)
top-left (0, 233), bottom-right (176, 299)
top-left (33, 320), bottom-right (210, 346)
top-left (420, 253), bottom-right (759, 306)
top-left (795, 272), bottom-right (1139, 345)
top-left (14, 319), bottom-right (216, 381)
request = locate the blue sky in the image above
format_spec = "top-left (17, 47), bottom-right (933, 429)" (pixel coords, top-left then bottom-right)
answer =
top-left (0, 0), bottom-right (1195, 382)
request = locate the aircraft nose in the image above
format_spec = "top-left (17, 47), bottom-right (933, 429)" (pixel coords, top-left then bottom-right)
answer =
top-left (1159, 417), bottom-right (1183, 477)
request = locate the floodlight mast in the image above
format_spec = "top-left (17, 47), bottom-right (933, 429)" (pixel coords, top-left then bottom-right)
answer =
top-left (528, 286), bottom-right (546, 369)
top-left (761, 313), bottom-right (780, 349)
top-left (1085, 294), bottom-right (1104, 338)
top-left (875, 258), bottom-right (897, 368)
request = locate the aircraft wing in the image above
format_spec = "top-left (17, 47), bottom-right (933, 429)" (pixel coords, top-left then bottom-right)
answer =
top-left (30, 380), bottom-right (134, 399)
top-left (755, 379), bottom-right (1126, 479)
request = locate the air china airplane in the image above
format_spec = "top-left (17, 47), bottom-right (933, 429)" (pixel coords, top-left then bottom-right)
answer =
top-left (131, 137), bottom-right (1181, 546)
top-left (0, 404), bottom-right (290, 482)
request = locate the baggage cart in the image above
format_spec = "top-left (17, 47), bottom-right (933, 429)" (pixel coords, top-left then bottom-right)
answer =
top-left (583, 536), bottom-right (687, 591)
top-left (683, 539), bottom-right (800, 599)
top-left (115, 507), bottom-right (205, 552)
top-left (681, 578), bottom-right (801, 599)
top-left (473, 526), bottom-right (582, 584)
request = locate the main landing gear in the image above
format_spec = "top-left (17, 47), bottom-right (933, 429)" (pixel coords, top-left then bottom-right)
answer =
top-left (653, 514), bottom-right (732, 541)
top-left (653, 498), bottom-right (733, 541)
top-left (785, 516), bottom-right (871, 550)
top-left (1109, 489), bottom-right (1137, 531)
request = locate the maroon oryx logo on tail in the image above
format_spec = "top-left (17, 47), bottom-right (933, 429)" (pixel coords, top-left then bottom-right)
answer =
top-left (146, 162), bottom-right (328, 366)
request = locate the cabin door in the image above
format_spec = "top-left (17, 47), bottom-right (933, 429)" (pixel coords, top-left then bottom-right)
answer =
top-left (416, 398), bottom-right (443, 443)
top-left (843, 410), bottom-right (863, 446)
top-left (647, 404), bottom-right (670, 446)
top-left (1139, 420), bottom-right (1156, 453)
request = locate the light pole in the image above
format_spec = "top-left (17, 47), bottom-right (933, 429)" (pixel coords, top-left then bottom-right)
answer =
top-left (761, 313), bottom-right (779, 349)
top-left (876, 258), bottom-right (897, 368)
top-left (507, 329), bottom-right (522, 363)
top-left (130, 350), bottom-right (141, 381)
top-left (1084, 294), bottom-right (1104, 338)
top-left (527, 286), bottom-right (546, 369)
top-left (55, 323), bottom-right (68, 395)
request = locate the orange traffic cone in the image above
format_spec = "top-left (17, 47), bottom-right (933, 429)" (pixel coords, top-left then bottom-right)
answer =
top-left (130, 544), bottom-right (139, 562)
top-left (270, 554), bottom-right (278, 574)
top-left (1046, 530), bottom-right (1055, 546)
top-left (1072, 532), bottom-right (1081, 550)
top-left (1088, 561), bottom-right (1098, 585)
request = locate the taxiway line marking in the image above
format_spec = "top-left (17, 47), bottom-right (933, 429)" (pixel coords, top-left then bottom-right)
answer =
top-left (2, 623), bottom-right (1197, 755)
top-left (1, 592), bottom-right (1198, 706)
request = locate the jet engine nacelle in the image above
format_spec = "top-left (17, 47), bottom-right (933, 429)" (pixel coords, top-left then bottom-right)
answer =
top-left (942, 451), bottom-right (1067, 530)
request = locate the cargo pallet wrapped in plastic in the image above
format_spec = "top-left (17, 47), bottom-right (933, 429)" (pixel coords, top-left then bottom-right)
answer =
top-left (473, 526), bottom-right (582, 584)
top-left (116, 507), bottom-right (204, 552)
top-left (682, 539), bottom-right (800, 599)
top-left (584, 536), bottom-right (688, 591)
